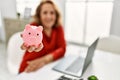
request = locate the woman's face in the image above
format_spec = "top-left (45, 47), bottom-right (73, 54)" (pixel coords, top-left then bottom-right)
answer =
top-left (40, 3), bottom-right (56, 29)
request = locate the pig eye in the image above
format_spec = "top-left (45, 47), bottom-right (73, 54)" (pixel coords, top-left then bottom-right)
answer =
top-left (28, 32), bottom-right (31, 35)
top-left (37, 33), bottom-right (39, 36)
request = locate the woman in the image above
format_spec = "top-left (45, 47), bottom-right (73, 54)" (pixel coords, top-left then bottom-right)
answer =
top-left (19, 0), bottom-right (66, 73)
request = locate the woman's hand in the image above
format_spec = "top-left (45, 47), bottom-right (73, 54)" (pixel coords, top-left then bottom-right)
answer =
top-left (21, 43), bottom-right (44, 52)
top-left (24, 54), bottom-right (53, 73)
top-left (25, 58), bottom-right (46, 73)
top-left (20, 33), bottom-right (44, 52)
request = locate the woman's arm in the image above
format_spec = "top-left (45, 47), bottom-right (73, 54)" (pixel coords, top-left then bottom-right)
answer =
top-left (24, 26), bottom-right (66, 73)
top-left (50, 26), bottom-right (66, 60)
top-left (24, 54), bottom-right (53, 73)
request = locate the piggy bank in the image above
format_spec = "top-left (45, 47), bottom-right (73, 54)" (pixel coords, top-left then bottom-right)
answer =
top-left (22, 24), bottom-right (43, 48)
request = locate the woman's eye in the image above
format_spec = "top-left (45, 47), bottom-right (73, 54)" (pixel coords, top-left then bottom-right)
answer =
top-left (50, 11), bottom-right (54, 15)
top-left (28, 32), bottom-right (31, 35)
top-left (43, 11), bottom-right (47, 15)
top-left (37, 33), bottom-right (39, 36)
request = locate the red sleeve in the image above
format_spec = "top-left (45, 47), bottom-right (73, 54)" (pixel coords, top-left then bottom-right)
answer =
top-left (50, 26), bottom-right (66, 60)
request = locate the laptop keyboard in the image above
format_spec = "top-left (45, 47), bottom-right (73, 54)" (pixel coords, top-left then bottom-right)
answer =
top-left (57, 75), bottom-right (83, 80)
top-left (65, 57), bottom-right (83, 73)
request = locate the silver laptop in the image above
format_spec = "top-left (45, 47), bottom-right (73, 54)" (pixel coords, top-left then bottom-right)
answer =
top-left (53, 38), bottom-right (99, 77)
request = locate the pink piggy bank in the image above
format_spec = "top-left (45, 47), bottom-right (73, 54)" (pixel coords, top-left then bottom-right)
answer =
top-left (22, 24), bottom-right (43, 48)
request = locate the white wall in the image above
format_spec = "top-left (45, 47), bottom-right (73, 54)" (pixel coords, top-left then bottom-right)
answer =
top-left (53, 0), bottom-right (66, 27)
top-left (0, 11), bottom-right (5, 42)
top-left (110, 0), bottom-right (120, 37)
top-left (0, 0), bottom-right (17, 18)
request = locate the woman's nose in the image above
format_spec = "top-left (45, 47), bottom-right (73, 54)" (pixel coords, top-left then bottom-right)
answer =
top-left (46, 13), bottom-right (52, 19)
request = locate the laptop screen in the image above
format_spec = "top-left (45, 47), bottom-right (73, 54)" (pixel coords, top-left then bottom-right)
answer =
top-left (82, 38), bottom-right (99, 74)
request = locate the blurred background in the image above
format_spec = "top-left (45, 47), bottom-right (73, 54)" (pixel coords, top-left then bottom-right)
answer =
top-left (1, 0), bottom-right (120, 45)
top-left (0, 0), bottom-right (120, 80)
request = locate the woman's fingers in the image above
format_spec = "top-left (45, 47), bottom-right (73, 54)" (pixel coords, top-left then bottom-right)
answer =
top-left (37, 62), bottom-right (45, 69)
top-left (25, 66), bottom-right (34, 73)
top-left (21, 43), bottom-right (43, 52)
top-left (34, 43), bottom-right (44, 52)
top-left (21, 44), bottom-right (36, 52)
top-left (21, 43), bottom-right (28, 50)
top-left (25, 61), bottom-right (35, 72)
top-left (28, 46), bottom-right (36, 52)
top-left (25, 58), bottom-right (46, 73)
top-left (25, 62), bottom-right (45, 73)
top-left (21, 44), bottom-right (39, 52)
top-left (25, 62), bottom-right (39, 73)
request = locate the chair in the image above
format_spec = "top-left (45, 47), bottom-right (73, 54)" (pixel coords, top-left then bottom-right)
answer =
top-left (7, 32), bottom-right (24, 74)
top-left (97, 36), bottom-right (120, 54)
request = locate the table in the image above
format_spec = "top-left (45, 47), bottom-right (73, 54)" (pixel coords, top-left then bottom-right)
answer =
top-left (16, 44), bottom-right (120, 80)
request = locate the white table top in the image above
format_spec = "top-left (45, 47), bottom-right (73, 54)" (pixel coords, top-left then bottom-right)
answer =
top-left (16, 44), bottom-right (120, 80)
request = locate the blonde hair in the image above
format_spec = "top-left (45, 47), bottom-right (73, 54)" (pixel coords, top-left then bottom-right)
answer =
top-left (33, 0), bottom-right (62, 28)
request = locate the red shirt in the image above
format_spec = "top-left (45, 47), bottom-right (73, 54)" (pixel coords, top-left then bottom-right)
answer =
top-left (19, 23), bottom-right (66, 73)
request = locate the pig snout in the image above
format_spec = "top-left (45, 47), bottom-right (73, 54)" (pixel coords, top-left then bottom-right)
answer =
top-left (29, 36), bottom-right (39, 42)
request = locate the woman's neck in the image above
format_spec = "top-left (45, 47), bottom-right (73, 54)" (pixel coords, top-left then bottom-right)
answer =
top-left (44, 27), bottom-right (52, 37)
top-left (44, 27), bottom-right (52, 31)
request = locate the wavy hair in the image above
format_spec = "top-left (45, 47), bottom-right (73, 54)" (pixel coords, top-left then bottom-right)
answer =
top-left (33, 0), bottom-right (62, 28)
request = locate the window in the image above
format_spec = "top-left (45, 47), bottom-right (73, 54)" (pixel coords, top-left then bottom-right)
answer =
top-left (16, 0), bottom-right (114, 45)
top-left (65, 0), bottom-right (114, 45)
top-left (0, 11), bottom-right (2, 27)
top-left (0, 10), bottom-right (5, 42)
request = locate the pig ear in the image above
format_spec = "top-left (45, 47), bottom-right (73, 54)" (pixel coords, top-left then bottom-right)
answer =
top-left (37, 26), bottom-right (43, 31)
top-left (25, 24), bottom-right (31, 30)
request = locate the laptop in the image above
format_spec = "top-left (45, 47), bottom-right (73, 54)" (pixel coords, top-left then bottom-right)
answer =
top-left (53, 38), bottom-right (99, 77)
